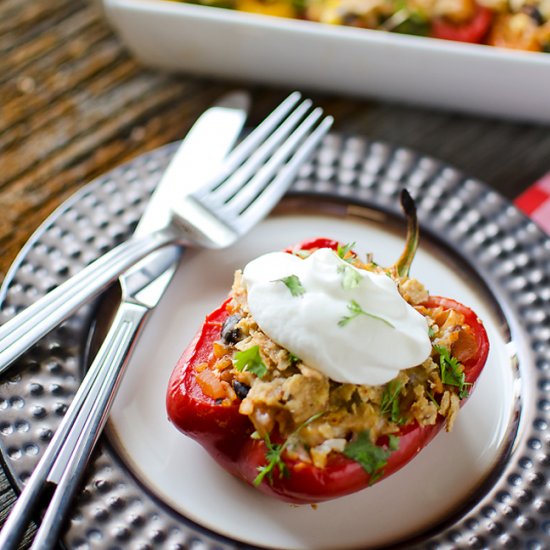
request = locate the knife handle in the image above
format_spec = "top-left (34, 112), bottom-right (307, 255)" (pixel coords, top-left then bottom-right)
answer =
top-left (0, 301), bottom-right (149, 550)
top-left (0, 227), bottom-right (175, 377)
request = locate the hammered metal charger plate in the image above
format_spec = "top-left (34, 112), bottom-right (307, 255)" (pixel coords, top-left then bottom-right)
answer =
top-left (0, 134), bottom-right (549, 549)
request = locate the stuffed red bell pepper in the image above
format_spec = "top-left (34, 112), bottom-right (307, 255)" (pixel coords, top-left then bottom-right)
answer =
top-left (166, 190), bottom-right (489, 504)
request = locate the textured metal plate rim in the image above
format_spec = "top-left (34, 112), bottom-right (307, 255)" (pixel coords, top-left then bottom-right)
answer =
top-left (0, 134), bottom-right (548, 550)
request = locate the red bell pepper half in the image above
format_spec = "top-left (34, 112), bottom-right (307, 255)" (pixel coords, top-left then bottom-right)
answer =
top-left (166, 192), bottom-right (489, 504)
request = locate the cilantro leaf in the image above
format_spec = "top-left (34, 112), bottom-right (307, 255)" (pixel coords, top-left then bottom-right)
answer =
top-left (338, 300), bottom-right (395, 328)
top-left (388, 434), bottom-right (400, 452)
top-left (459, 387), bottom-right (471, 400)
top-left (337, 242), bottom-right (356, 262)
top-left (337, 263), bottom-right (362, 290)
top-left (253, 432), bottom-right (289, 486)
top-left (289, 352), bottom-right (301, 365)
top-left (380, 379), bottom-right (404, 423)
top-left (254, 412), bottom-right (324, 486)
top-left (344, 431), bottom-right (398, 483)
top-left (233, 346), bottom-right (267, 379)
top-left (434, 345), bottom-right (471, 399)
top-left (274, 274), bottom-right (305, 297)
top-left (426, 389), bottom-right (439, 408)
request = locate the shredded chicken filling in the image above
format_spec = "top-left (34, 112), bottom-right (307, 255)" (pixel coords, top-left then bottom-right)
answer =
top-left (195, 250), bottom-right (477, 469)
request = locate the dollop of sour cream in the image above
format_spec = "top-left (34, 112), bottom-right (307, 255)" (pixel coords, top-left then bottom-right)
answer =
top-left (242, 248), bottom-right (432, 386)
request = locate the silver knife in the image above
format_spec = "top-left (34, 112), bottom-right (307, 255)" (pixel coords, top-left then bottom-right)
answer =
top-left (0, 91), bottom-right (249, 374)
top-left (0, 93), bottom-right (249, 550)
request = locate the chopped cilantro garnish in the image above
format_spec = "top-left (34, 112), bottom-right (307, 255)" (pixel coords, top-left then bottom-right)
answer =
top-left (274, 274), bottom-right (305, 297)
top-left (337, 242), bottom-right (356, 262)
top-left (337, 263), bottom-right (362, 290)
top-left (289, 352), bottom-right (301, 365)
top-left (344, 431), bottom-right (399, 483)
top-left (380, 379), bottom-right (404, 423)
top-left (254, 412), bottom-right (324, 486)
top-left (253, 431), bottom-right (289, 486)
top-left (291, 0), bottom-right (306, 11)
top-left (388, 434), bottom-right (400, 451)
top-left (233, 346), bottom-right (267, 379)
top-left (426, 389), bottom-right (439, 408)
top-left (338, 300), bottom-right (395, 328)
top-left (428, 325), bottom-right (437, 338)
top-left (391, 9), bottom-right (430, 36)
top-left (434, 345), bottom-right (471, 399)
top-left (459, 386), bottom-right (472, 400)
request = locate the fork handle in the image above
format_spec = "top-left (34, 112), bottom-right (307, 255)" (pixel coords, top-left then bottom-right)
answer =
top-left (0, 227), bottom-right (175, 377)
top-left (31, 301), bottom-right (149, 550)
top-left (0, 300), bottom-right (149, 550)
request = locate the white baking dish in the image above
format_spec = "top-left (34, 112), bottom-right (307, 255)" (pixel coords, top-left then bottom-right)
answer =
top-left (102, 0), bottom-right (550, 123)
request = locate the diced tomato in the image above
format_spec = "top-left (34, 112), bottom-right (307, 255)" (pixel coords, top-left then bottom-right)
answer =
top-left (431, 5), bottom-right (493, 44)
top-left (195, 368), bottom-right (226, 400)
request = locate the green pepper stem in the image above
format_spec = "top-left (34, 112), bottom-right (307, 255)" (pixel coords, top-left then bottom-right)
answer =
top-left (394, 189), bottom-right (419, 278)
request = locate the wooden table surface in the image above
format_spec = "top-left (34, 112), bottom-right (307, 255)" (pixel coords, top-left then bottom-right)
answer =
top-left (2, 0), bottom-right (550, 547)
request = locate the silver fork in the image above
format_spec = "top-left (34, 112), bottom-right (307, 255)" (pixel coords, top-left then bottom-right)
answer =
top-left (0, 94), bottom-right (333, 549)
top-left (0, 92), bottom-right (333, 375)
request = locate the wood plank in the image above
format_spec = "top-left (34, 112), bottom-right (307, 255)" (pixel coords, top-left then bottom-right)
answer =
top-left (0, 0), bottom-right (73, 35)
top-left (0, 2), bottom-right (104, 83)
top-left (0, 7), bottom-right (112, 94)
top-left (0, 77), bottom-right (233, 277)
top-left (0, 40), bottom-right (131, 153)
top-left (0, 50), bottom-right (134, 153)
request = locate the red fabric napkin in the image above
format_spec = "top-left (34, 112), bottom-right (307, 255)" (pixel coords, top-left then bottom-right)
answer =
top-left (514, 173), bottom-right (550, 235)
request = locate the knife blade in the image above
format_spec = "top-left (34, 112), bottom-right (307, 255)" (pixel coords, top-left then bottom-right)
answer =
top-left (133, 92), bottom-right (250, 237)
top-left (0, 93), bottom-right (249, 550)
top-left (0, 91), bottom-right (250, 374)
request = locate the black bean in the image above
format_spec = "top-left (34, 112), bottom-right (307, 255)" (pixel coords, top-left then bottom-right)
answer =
top-left (232, 380), bottom-right (250, 400)
top-left (522, 5), bottom-right (544, 24)
top-left (221, 314), bottom-right (242, 344)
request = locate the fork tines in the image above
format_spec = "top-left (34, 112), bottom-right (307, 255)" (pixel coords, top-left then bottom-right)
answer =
top-left (193, 92), bottom-right (333, 234)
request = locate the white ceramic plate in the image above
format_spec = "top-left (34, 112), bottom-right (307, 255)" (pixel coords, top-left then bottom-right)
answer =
top-left (109, 208), bottom-right (517, 549)
top-left (101, 0), bottom-right (550, 123)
